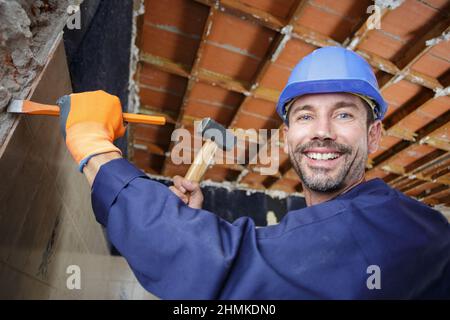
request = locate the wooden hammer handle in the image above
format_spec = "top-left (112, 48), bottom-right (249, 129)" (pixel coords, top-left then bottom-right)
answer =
top-left (184, 139), bottom-right (218, 183)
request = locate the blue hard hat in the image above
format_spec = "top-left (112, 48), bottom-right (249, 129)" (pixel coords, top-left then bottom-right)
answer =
top-left (276, 46), bottom-right (388, 122)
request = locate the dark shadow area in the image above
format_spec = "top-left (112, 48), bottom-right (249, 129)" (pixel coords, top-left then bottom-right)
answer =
top-left (63, 0), bottom-right (133, 156)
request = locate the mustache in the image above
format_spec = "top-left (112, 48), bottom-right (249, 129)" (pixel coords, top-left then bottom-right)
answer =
top-left (295, 140), bottom-right (353, 154)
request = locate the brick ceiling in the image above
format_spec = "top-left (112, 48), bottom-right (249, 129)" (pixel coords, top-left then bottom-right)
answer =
top-left (130, 0), bottom-right (450, 207)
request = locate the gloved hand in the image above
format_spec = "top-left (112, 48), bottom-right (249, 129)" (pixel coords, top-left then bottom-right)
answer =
top-left (57, 90), bottom-right (126, 171)
top-left (169, 176), bottom-right (204, 209)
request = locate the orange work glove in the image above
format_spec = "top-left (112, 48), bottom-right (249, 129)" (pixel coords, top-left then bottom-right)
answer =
top-left (57, 90), bottom-right (126, 171)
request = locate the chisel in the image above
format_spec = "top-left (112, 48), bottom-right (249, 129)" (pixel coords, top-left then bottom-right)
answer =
top-left (7, 99), bottom-right (166, 126)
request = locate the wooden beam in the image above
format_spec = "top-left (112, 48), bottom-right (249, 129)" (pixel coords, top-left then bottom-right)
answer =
top-left (197, 0), bottom-right (444, 92)
top-left (388, 151), bottom-right (450, 191)
top-left (418, 185), bottom-right (450, 204)
top-left (160, 7), bottom-right (216, 176)
top-left (345, 6), bottom-right (391, 50)
top-left (140, 52), bottom-right (190, 77)
top-left (227, 0), bottom-right (308, 182)
top-left (197, 68), bottom-right (249, 94)
top-left (380, 24), bottom-right (450, 92)
top-left (194, 0), bottom-right (285, 31)
top-left (229, 0), bottom-right (308, 128)
top-left (396, 21), bottom-right (450, 71)
top-left (175, 8), bottom-right (216, 127)
top-left (383, 86), bottom-right (448, 134)
top-left (420, 134), bottom-right (450, 152)
top-left (292, 24), bottom-right (341, 48)
top-left (370, 111), bottom-right (450, 177)
top-left (140, 52), bottom-right (251, 95)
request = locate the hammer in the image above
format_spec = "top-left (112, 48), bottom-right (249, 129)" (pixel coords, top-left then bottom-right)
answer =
top-left (184, 118), bottom-right (237, 182)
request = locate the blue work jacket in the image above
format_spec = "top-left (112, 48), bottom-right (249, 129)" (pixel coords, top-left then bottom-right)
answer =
top-left (91, 159), bottom-right (450, 299)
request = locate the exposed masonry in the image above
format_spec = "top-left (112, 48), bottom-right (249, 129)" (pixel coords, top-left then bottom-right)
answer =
top-left (0, 0), bottom-right (79, 147)
top-left (0, 0), bottom-right (72, 110)
top-left (128, 0), bottom-right (145, 114)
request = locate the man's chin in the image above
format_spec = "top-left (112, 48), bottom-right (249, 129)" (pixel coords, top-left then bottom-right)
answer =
top-left (300, 170), bottom-right (344, 193)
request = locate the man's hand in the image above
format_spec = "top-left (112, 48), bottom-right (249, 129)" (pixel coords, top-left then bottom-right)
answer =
top-left (58, 90), bottom-right (126, 171)
top-left (169, 176), bottom-right (204, 209)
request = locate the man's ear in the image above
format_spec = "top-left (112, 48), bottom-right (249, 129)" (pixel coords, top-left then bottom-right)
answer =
top-left (283, 124), bottom-right (289, 154)
top-left (368, 120), bottom-right (382, 154)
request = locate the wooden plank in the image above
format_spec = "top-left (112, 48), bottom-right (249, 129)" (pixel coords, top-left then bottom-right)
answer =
top-left (140, 52), bottom-right (190, 77)
top-left (140, 52), bottom-right (252, 96)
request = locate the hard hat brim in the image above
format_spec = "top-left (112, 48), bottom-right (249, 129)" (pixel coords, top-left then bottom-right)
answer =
top-left (277, 79), bottom-right (388, 121)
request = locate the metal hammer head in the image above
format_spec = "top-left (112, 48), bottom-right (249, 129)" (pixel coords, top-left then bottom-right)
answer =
top-left (196, 118), bottom-right (236, 151)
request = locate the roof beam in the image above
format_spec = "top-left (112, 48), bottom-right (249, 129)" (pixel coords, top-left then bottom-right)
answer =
top-left (368, 110), bottom-right (450, 178)
top-left (418, 185), bottom-right (450, 205)
top-left (161, 6), bottom-right (216, 176)
top-left (344, 4), bottom-right (394, 51)
top-left (227, 0), bottom-right (309, 183)
top-left (380, 22), bottom-right (449, 92)
top-left (140, 52), bottom-right (251, 95)
top-left (383, 70), bottom-right (450, 138)
top-left (389, 150), bottom-right (447, 186)
top-left (175, 8), bottom-right (216, 127)
top-left (140, 52), bottom-right (190, 77)
top-left (396, 21), bottom-right (450, 71)
top-left (229, 0), bottom-right (308, 128)
top-left (196, 0), bottom-right (444, 91)
top-left (388, 152), bottom-right (450, 192)
top-left (194, 0), bottom-right (285, 31)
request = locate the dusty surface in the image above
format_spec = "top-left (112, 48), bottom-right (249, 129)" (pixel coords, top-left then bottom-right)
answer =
top-left (0, 0), bottom-right (73, 147)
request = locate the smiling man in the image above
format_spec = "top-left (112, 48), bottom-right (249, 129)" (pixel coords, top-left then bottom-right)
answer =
top-left (284, 92), bottom-right (380, 206)
top-left (59, 47), bottom-right (449, 299)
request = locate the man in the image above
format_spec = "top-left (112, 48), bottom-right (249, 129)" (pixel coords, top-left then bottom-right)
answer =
top-left (58, 47), bottom-right (449, 299)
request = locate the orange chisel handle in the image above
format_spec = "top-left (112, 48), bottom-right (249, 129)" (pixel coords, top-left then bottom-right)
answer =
top-left (21, 100), bottom-right (166, 126)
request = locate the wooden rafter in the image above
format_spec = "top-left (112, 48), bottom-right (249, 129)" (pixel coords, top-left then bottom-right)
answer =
top-left (176, 8), bottom-right (216, 127)
top-left (418, 186), bottom-right (450, 205)
top-left (369, 111), bottom-right (450, 177)
top-left (344, 6), bottom-right (391, 50)
top-left (194, 0), bottom-right (285, 31)
top-left (160, 6), bottom-right (216, 175)
top-left (140, 52), bottom-right (250, 95)
top-left (228, 0), bottom-right (309, 128)
top-left (195, 0), bottom-right (444, 92)
top-left (380, 23), bottom-right (450, 92)
top-left (389, 150), bottom-right (447, 187)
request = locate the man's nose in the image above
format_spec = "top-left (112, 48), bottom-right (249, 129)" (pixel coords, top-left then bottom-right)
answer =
top-left (311, 117), bottom-right (335, 140)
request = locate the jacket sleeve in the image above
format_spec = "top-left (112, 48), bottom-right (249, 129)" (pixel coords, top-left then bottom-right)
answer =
top-left (91, 158), bottom-right (255, 299)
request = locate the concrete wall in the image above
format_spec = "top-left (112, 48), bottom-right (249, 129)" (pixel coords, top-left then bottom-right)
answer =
top-left (0, 39), bottom-right (156, 300)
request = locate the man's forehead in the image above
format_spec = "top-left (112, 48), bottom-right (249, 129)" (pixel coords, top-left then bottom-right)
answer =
top-left (289, 93), bottom-right (365, 112)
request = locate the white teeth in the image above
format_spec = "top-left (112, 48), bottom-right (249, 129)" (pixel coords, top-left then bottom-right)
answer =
top-left (305, 152), bottom-right (340, 160)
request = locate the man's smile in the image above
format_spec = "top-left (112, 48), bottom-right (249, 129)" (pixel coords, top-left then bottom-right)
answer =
top-left (297, 145), bottom-right (350, 171)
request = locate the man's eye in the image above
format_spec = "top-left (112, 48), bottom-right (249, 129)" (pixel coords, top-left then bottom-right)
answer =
top-left (297, 114), bottom-right (313, 121)
top-left (336, 113), bottom-right (353, 119)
